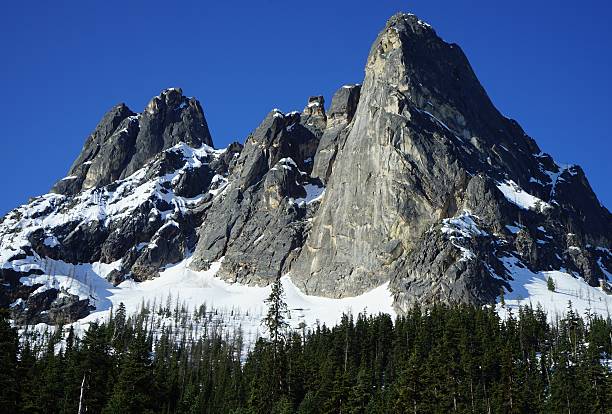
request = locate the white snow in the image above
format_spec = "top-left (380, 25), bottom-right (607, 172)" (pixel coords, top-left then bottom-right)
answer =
top-left (278, 157), bottom-right (297, 167)
top-left (66, 257), bottom-right (396, 346)
top-left (0, 141), bottom-right (229, 274)
top-left (208, 175), bottom-right (229, 197)
top-left (422, 110), bottom-right (453, 133)
top-left (535, 156), bottom-right (578, 198)
top-left (16, 257), bottom-right (121, 308)
top-left (440, 211), bottom-right (486, 261)
top-left (43, 235), bottom-right (60, 248)
top-left (441, 211), bottom-right (486, 238)
top-left (505, 224), bottom-right (523, 234)
top-left (496, 180), bottom-right (551, 212)
top-left (295, 184), bottom-right (325, 206)
top-left (496, 255), bottom-right (612, 321)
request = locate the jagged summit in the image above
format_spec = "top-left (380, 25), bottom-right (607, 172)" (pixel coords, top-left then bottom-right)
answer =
top-left (1, 13), bottom-right (610, 326)
top-left (52, 88), bottom-right (213, 195)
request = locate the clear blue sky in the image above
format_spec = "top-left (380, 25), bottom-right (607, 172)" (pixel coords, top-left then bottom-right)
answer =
top-left (1, 1), bottom-right (610, 215)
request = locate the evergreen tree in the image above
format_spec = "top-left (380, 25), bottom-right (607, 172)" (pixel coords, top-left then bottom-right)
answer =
top-left (263, 277), bottom-right (289, 348)
top-left (104, 327), bottom-right (156, 414)
top-left (547, 276), bottom-right (556, 292)
top-left (4, 299), bottom-right (612, 413)
top-left (78, 322), bottom-right (114, 413)
top-left (0, 310), bottom-right (19, 413)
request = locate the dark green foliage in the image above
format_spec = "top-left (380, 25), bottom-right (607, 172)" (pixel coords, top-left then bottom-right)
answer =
top-left (547, 276), bottom-right (556, 292)
top-left (1, 302), bottom-right (611, 413)
top-left (263, 278), bottom-right (289, 346)
top-left (0, 310), bottom-right (19, 413)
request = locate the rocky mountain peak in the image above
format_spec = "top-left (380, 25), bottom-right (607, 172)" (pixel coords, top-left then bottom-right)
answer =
top-left (51, 88), bottom-right (213, 196)
top-left (289, 12), bottom-right (611, 304)
top-left (2, 13), bottom-right (610, 326)
top-left (145, 87), bottom-right (184, 114)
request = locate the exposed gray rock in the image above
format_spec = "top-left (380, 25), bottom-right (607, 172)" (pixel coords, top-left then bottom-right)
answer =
top-left (190, 106), bottom-right (322, 285)
top-left (311, 85), bottom-right (361, 183)
top-left (51, 88), bottom-right (213, 195)
top-left (51, 103), bottom-right (135, 195)
top-left (11, 287), bottom-right (92, 325)
top-left (289, 13), bottom-right (611, 305)
top-left (1, 89), bottom-right (238, 323)
top-left (122, 88), bottom-right (213, 178)
top-left (391, 213), bottom-right (508, 311)
top-left (301, 96), bottom-right (327, 138)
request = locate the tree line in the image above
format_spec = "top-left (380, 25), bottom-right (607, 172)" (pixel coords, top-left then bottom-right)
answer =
top-left (0, 280), bottom-right (611, 413)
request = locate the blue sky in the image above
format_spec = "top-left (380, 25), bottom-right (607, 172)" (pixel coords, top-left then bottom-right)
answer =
top-left (1, 0), bottom-right (610, 215)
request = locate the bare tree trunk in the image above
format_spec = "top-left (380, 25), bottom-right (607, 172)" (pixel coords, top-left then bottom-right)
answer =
top-left (344, 324), bottom-right (348, 373)
top-left (78, 373), bottom-right (87, 414)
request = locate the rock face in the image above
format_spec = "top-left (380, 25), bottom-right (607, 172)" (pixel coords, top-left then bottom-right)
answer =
top-left (288, 14), bottom-right (611, 308)
top-left (1, 13), bottom-right (610, 325)
top-left (190, 108), bottom-right (322, 286)
top-left (311, 85), bottom-right (361, 184)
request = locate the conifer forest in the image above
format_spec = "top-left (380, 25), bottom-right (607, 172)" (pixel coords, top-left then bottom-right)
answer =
top-left (1, 280), bottom-right (611, 414)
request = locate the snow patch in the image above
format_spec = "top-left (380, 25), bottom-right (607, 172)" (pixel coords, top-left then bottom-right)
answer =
top-left (440, 211), bottom-right (486, 261)
top-left (17, 257), bottom-right (121, 308)
top-left (43, 235), bottom-right (60, 248)
top-left (295, 184), bottom-right (325, 206)
top-left (505, 224), bottom-right (523, 234)
top-left (497, 180), bottom-right (550, 212)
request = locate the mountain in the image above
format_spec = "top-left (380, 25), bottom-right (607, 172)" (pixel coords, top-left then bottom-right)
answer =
top-left (1, 13), bottom-right (610, 327)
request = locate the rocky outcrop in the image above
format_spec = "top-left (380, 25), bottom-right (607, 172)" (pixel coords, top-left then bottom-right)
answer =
top-left (311, 85), bottom-right (361, 183)
top-left (289, 13), bottom-right (611, 303)
top-left (190, 107), bottom-right (323, 285)
top-left (11, 288), bottom-right (92, 325)
top-left (51, 103), bottom-right (136, 195)
top-left (1, 89), bottom-right (234, 323)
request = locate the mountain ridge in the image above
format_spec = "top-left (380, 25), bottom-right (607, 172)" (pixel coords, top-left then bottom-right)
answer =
top-left (1, 12), bottom-right (610, 325)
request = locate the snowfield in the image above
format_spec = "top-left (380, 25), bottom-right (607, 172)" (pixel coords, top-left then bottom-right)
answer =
top-left (47, 257), bottom-right (397, 346)
top-left (21, 250), bottom-right (612, 350)
top-left (497, 255), bottom-right (612, 321)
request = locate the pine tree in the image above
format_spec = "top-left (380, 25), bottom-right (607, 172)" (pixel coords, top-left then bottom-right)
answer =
top-left (6, 298), bottom-right (612, 413)
top-left (111, 302), bottom-right (127, 351)
top-left (347, 365), bottom-right (373, 413)
top-left (0, 310), bottom-right (19, 413)
top-left (263, 277), bottom-right (290, 348)
top-left (103, 328), bottom-right (156, 414)
top-left (78, 322), bottom-right (114, 413)
top-left (547, 276), bottom-right (556, 292)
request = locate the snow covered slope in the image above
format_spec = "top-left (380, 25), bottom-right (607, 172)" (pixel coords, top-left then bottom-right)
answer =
top-left (497, 255), bottom-right (612, 321)
top-left (1, 136), bottom-right (240, 324)
top-left (22, 256), bottom-right (395, 350)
